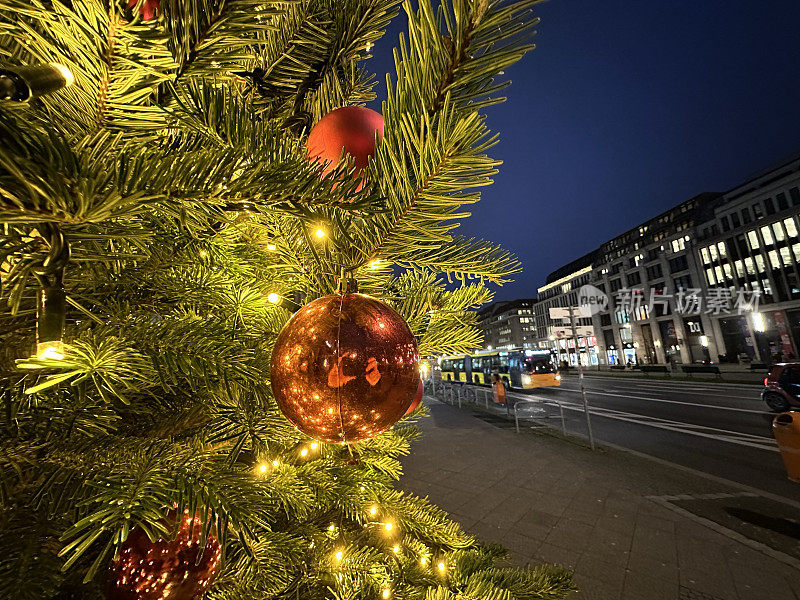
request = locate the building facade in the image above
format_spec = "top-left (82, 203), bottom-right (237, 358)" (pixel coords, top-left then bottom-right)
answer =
top-left (478, 298), bottom-right (538, 350)
top-left (535, 154), bottom-right (800, 366)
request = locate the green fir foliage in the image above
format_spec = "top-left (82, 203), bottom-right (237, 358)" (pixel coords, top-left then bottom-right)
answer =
top-left (0, 0), bottom-right (573, 598)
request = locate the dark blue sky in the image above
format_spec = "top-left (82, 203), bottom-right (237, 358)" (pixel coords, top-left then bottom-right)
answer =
top-left (368, 0), bottom-right (800, 301)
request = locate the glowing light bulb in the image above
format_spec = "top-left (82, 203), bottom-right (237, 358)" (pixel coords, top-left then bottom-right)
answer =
top-left (267, 243), bottom-right (277, 251)
top-left (310, 442), bottom-right (318, 450)
top-left (267, 292), bottom-right (280, 304)
top-left (437, 561), bottom-right (446, 572)
top-left (300, 448), bottom-right (308, 457)
top-left (271, 459), bottom-right (279, 467)
top-left (335, 550), bottom-right (343, 561)
top-left (258, 463), bottom-right (268, 473)
top-left (199, 249), bottom-right (208, 258)
top-left (328, 524), bottom-right (336, 532)
top-left (369, 259), bottom-right (381, 269)
top-left (420, 556), bottom-right (428, 566)
top-left (384, 521), bottom-right (393, 532)
top-left (369, 506), bottom-right (377, 516)
top-left (381, 589), bottom-right (390, 599)
top-left (315, 228), bottom-right (326, 239)
top-left (36, 341), bottom-right (64, 361)
top-left (392, 545), bottom-right (400, 554)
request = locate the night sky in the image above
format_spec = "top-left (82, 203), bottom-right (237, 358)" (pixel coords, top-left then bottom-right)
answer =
top-left (367, 0), bottom-right (800, 301)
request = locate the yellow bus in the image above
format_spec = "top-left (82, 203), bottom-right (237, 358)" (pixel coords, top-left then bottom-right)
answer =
top-left (440, 349), bottom-right (561, 389)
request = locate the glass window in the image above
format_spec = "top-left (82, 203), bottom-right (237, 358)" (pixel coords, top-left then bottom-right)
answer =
top-left (709, 245), bottom-right (718, 261)
top-left (734, 260), bottom-right (745, 278)
top-left (784, 218), bottom-right (798, 238)
top-left (700, 247), bottom-right (710, 264)
top-left (747, 230), bottom-right (760, 250)
top-left (741, 208), bottom-right (751, 224)
top-left (730, 212), bottom-right (741, 228)
top-left (722, 264), bottom-right (733, 280)
top-left (717, 241), bottom-right (727, 257)
top-left (755, 255), bottom-right (766, 273)
top-left (765, 197), bottom-right (776, 214)
top-left (744, 257), bottom-right (756, 275)
top-left (772, 222), bottom-right (786, 242)
top-left (794, 243), bottom-right (800, 262)
top-left (778, 192), bottom-right (789, 210)
top-left (761, 225), bottom-right (774, 245)
top-left (781, 246), bottom-right (792, 266)
top-left (715, 265), bottom-right (724, 281)
top-left (706, 268), bottom-right (716, 285)
top-left (753, 203), bottom-right (763, 218)
top-left (769, 250), bottom-right (780, 269)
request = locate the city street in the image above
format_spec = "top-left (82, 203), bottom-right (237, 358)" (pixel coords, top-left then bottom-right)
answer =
top-left (486, 376), bottom-right (794, 500)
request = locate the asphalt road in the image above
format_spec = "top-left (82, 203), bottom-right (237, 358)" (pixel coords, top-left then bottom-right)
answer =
top-left (498, 375), bottom-right (799, 501)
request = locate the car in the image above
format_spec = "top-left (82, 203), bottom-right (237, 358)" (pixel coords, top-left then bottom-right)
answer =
top-left (762, 363), bottom-right (800, 412)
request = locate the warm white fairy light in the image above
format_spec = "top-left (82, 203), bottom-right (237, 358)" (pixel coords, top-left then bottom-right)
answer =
top-left (315, 228), bottom-right (326, 239)
top-left (310, 441), bottom-right (318, 450)
top-left (369, 506), bottom-right (378, 516)
top-left (334, 550), bottom-right (343, 562)
top-left (36, 341), bottom-right (65, 361)
top-left (381, 589), bottom-right (390, 599)
top-left (300, 448), bottom-right (308, 457)
top-left (437, 561), bottom-right (446, 572)
top-left (267, 292), bottom-right (280, 304)
top-left (392, 545), bottom-right (400, 554)
top-left (267, 243), bottom-right (277, 251)
top-left (271, 459), bottom-right (279, 467)
top-left (420, 556), bottom-right (428, 566)
top-left (328, 524), bottom-right (336, 532)
top-left (384, 521), bottom-right (393, 532)
top-left (258, 463), bottom-right (268, 474)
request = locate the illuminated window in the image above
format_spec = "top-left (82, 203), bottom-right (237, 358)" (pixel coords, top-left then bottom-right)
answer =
top-left (772, 222), bottom-right (786, 242)
top-left (717, 242), bottom-right (727, 257)
top-left (781, 247), bottom-right (792, 266)
top-left (784, 218), bottom-right (798, 238)
top-left (700, 247), bottom-right (710, 265)
top-left (755, 255), bottom-right (766, 273)
top-left (747, 230), bottom-right (760, 250)
top-left (769, 250), bottom-right (780, 269)
top-left (761, 226), bottom-right (774, 245)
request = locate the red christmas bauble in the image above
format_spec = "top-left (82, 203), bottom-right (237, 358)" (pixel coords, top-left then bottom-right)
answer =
top-left (306, 106), bottom-right (384, 181)
top-left (405, 379), bottom-right (424, 415)
top-left (108, 510), bottom-right (221, 600)
top-left (270, 293), bottom-right (419, 443)
top-left (128, 0), bottom-right (160, 20)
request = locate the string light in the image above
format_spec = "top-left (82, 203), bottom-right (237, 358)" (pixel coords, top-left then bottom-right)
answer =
top-left (35, 340), bottom-right (64, 361)
top-left (267, 243), bottom-right (277, 251)
top-left (271, 459), bottom-right (280, 467)
top-left (437, 561), bottom-right (446, 572)
top-left (310, 441), bottom-right (318, 450)
top-left (369, 259), bottom-right (381, 269)
top-left (384, 521), bottom-right (393, 532)
top-left (300, 448), bottom-right (308, 457)
top-left (392, 545), bottom-right (400, 554)
top-left (315, 228), bottom-right (326, 239)
top-left (199, 249), bottom-right (209, 258)
top-left (381, 589), bottom-right (390, 599)
top-left (258, 463), bottom-right (268, 474)
top-left (267, 292), bottom-right (280, 304)
top-left (328, 524), bottom-right (336, 532)
top-left (334, 550), bottom-right (343, 562)
top-left (420, 556), bottom-right (428, 566)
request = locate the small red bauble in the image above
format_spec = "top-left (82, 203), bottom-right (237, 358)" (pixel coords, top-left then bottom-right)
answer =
top-left (128, 0), bottom-right (160, 20)
top-left (108, 510), bottom-right (221, 600)
top-left (405, 379), bottom-right (424, 415)
top-left (306, 106), bottom-right (384, 181)
top-left (270, 293), bottom-right (419, 443)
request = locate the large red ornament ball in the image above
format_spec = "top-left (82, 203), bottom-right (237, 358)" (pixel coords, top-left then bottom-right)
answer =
top-left (108, 510), bottom-right (221, 600)
top-left (405, 379), bottom-right (424, 415)
top-left (270, 293), bottom-right (419, 443)
top-left (306, 106), bottom-right (384, 180)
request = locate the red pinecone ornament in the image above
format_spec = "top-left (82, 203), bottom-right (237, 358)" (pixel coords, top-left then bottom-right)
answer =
top-left (107, 510), bottom-right (221, 600)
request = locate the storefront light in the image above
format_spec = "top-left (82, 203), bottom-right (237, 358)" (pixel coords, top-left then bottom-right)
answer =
top-left (752, 312), bottom-right (766, 333)
top-left (700, 335), bottom-right (709, 347)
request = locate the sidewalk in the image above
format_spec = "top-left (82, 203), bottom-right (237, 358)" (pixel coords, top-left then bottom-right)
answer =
top-left (398, 398), bottom-right (800, 600)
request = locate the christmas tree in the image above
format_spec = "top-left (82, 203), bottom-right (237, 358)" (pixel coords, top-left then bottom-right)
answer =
top-left (0, 1), bottom-right (573, 598)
